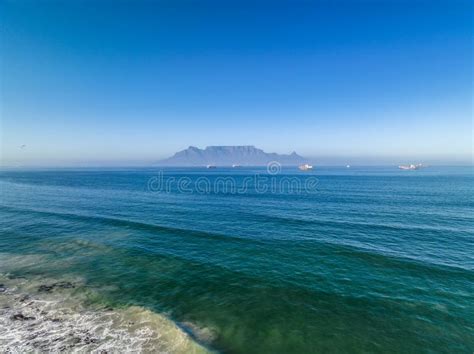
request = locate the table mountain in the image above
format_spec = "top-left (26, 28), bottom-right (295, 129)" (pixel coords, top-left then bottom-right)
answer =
top-left (158, 146), bottom-right (307, 166)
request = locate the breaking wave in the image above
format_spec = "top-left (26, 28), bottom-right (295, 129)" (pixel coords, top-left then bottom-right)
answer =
top-left (0, 274), bottom-right (210, 353)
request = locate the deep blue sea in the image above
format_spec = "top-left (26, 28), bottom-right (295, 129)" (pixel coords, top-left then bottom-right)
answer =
top-left (0, 166), bottom-right (473, 353)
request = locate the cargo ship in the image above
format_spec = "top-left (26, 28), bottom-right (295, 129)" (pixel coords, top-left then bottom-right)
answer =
top-left (299, 164), bottom-right (313, 171)
top-left (399, 163), bottom-right (424, 170)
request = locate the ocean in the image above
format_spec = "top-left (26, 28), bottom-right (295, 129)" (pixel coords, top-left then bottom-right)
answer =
top-left (0, 166), bottom-right (473, 353)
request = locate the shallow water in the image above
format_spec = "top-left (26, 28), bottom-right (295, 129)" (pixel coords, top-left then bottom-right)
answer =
top-left (0, 271), bottom-right (208, 353)
top-left (0, 166), bottom-right (473, 353)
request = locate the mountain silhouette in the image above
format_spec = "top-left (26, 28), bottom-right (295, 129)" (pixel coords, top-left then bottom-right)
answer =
top-left (158, 146), bottom-right (307, 166)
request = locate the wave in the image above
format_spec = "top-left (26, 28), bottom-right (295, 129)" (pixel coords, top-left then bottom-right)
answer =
top-left (1, 206), bottom-right (473, 276)
top-left (0, 205), bottom-right (253, 245)
top-left (0, 273), bottom-right (211, 353)
top-left (243, 210), bottom-right (473, 235)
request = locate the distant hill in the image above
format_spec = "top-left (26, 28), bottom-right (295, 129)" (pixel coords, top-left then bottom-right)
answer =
top-left (158, 146), bottom-right (307, 166)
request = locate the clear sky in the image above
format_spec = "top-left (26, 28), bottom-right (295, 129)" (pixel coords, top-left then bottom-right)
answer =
top-left (1, 0), bottom-right (472, 166)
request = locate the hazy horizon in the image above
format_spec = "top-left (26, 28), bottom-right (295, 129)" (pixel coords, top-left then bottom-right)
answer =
top-left (1, 0), bottom-right (472, 167)
top-left (0, 145), bottom-right (471, 168)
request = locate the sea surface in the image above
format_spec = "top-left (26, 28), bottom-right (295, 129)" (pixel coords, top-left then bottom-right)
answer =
top-left (0, 166), bottom-right (473, 353)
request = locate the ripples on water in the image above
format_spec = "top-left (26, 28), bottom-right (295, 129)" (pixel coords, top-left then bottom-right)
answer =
top-left (0, 167), bottom-right (473, 353)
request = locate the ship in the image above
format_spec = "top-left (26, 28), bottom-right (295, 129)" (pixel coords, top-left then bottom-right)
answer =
top-left (298, 164), bottom-right (313, 171)
top-left (206, 164), bottom-right (216, 169)
top-left (398, 163), bottom-right (424, 170)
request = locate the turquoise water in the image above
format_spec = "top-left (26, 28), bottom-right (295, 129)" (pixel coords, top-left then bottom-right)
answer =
top-left (0, 167), bottom-right (473, 353)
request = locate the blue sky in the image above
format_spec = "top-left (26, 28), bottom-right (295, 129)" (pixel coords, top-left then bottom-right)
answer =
top-left (1, 0), bottom-right (472, 166)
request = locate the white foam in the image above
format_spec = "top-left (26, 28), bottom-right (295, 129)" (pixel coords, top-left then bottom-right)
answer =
top-left (0, 276), bottom-right (210, 353)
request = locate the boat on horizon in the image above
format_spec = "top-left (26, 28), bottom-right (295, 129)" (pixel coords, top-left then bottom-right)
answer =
top-left (399, 163), bottom-right (424, 170)
top-left (299, 163), bottom-right (313, 171)
top-left (206, 164), bottom-right (216, 169)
